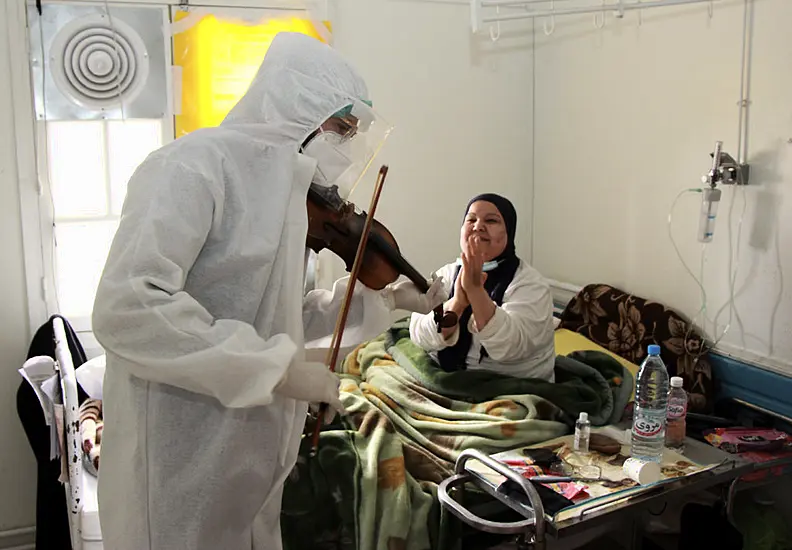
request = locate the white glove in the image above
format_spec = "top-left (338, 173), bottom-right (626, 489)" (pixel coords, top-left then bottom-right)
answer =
top-left (309, 402), bottom-right (345, 425)
top-left (388, 276), bottom-right (447, 314)
top-left (275, 362), bottom-right (345, 422)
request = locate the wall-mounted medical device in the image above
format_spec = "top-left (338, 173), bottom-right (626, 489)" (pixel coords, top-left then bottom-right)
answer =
top-left (697, 141), bottom-right (750, 243)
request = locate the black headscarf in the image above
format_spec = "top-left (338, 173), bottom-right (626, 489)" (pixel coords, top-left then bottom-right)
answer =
top-left (437, 194), bottom-right (520, 372)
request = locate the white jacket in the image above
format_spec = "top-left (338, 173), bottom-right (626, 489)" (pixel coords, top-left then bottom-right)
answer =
top-left (92, 33), bottom-right (390, 550)
top-left (409, 260), bottom-right (556, 381)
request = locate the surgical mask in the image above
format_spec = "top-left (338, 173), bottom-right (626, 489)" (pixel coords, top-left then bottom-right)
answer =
top-left (302, 131), bottom-right (356, 198)
top-left (456, 258), bottom-right (501, 272)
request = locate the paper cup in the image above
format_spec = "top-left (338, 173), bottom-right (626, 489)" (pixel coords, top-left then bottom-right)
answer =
top-left (623, 458), bottom-right (662, 485)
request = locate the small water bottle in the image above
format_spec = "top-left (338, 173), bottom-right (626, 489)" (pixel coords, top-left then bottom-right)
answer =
top-left (574, 412), bottom-right (591, 454)
top-left (631, 345), bottom-right (669, 463)
top-left (666, 377), bottom-right (688, 450)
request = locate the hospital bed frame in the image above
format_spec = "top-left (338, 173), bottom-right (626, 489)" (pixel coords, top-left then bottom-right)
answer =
top-left (53, 316), bottom-right (85, 550)
top-left (439, 449), bottom-right (548, 549)
top-left (438, 435), bottom-right (792, 549)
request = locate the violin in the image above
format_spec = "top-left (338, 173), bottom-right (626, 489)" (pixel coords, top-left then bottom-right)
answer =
top-left (306, 184), bottom-right (457, 332)
top-left (307, 166), bottom-right (455, 458)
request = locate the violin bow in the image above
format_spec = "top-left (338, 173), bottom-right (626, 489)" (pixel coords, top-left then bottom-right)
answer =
top-left (309, 165), bottom-right (389, 457)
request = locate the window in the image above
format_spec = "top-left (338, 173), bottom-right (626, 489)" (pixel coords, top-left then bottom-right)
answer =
top-left (46, 119), bottom-right (163, 330)
top-left (17, 4), bottom-right (330, 346)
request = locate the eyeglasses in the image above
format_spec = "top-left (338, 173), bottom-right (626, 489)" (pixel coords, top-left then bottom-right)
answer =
top-left (321, 115), bottom-right (359, 141)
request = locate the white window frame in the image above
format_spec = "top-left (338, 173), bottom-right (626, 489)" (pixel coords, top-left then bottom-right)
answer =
top-left (8, 0), bottom-right (49, 335)
top-left (40, 119), bottom-right (170, 330)
top-left (11, 0), bottom-right (328, 355)
top-left (8, 1), bottom-right (175, 356)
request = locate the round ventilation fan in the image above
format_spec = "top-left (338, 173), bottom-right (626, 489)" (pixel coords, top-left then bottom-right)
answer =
top-left (49, 13), bottom-right (150, 111)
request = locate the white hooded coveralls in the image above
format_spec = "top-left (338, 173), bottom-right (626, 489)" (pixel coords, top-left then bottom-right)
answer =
top-left (92, 33), bottom-right (390, 550)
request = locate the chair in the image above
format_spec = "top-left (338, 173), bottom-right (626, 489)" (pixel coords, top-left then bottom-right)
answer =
top-left (17, 315), bottom-right (103, 549)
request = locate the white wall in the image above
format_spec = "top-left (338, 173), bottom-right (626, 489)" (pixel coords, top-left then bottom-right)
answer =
top-left (0, 3), bottom-right (38, 539)
top-left (6, 0), bottom-right (785, 539)
top-left (532, 0), bottom-right (792, 374)
top-left (0, 0), bottom-right (537, 538)
top-left (325, 0), bottom-right (535, 286)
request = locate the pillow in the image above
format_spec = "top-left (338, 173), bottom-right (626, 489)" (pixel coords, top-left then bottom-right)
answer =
top-left (75, 355), bottom-right (106, 400)
top-left (559, 283), bottom-right (713, 412)
top-left (554, 328), bottom-right (638, 401)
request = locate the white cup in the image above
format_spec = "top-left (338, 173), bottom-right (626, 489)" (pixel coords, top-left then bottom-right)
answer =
top-left (623, 458), bottom-right (662, 485)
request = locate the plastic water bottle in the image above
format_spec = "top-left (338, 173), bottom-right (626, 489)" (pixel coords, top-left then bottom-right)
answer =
top-left (631, 345), bottom-right (669, 462)
top-left (574, 412), bottom-right (591, 454)
top-left (665, 377), bottom-right (688, 450)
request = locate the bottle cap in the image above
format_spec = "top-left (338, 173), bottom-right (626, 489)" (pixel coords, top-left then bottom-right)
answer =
top-left (671, 376), bottom-right (684, 388)
top-left (647, 344), bottom-right (661, 356)
top-left (578, 412), bottom-right (588, 422)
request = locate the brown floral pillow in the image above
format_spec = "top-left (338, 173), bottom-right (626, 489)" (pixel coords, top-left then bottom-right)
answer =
top-left (559, 284), bottom-right (713, 413)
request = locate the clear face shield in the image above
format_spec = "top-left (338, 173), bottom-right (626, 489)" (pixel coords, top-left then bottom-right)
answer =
top-left (302, 98), bottom-right (392, 202)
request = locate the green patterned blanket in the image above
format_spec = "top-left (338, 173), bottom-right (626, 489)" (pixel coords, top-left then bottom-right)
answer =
top-left (281, 320), bottom-right (630, 550)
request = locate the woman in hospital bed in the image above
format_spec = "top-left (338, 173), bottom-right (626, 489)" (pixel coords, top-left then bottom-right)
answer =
top-left (409, 193), bottom-right (556, 381)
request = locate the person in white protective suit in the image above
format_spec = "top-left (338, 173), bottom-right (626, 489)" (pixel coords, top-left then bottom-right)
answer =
top-left (91, 32), bottom-right (446, 550)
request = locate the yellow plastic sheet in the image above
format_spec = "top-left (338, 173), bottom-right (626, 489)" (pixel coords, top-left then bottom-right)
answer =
top-left (172, 11), bottom-right (330, 137)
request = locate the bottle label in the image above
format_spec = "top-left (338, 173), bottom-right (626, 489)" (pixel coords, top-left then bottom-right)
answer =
top-left (633, 410), bottom-right (665, 438)
top-left (668, 403), bottom-right (686, 419)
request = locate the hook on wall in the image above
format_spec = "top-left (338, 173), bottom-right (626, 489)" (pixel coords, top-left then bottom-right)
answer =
top-left (472, 0), bottom-right (718, 38)
top-left (594, 0), bottom-right (605, 29)
top-left (593, 0), bottom-right (606, 28)
top-left (543, 0), bottom-right (555, 35)
top-left (490, 5), bottom-right (501, 41)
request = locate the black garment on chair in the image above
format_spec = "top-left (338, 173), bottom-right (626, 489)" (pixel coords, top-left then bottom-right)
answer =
top-left (16, 315), bottom-right (89, 550)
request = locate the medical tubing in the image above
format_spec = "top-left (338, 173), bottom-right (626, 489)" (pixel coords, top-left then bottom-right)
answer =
top-left (668, 188), bottom-right (708, 324)
top-left (667, 177), bottom-right (747, 354)
top-left (708, 169), bottom-right (747, 350)
top-left (712, 0), bottom-right (752, 349)
top-left (668, 188), bottom-right (721, 348)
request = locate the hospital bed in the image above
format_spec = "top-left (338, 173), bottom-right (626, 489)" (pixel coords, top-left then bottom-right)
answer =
top-left (435, 279), bottom-right (791, 548)
top-left (53, 317), bottom-right (104, 550)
